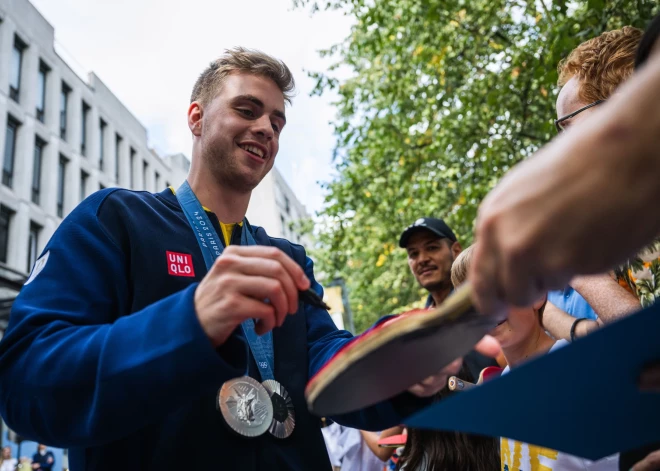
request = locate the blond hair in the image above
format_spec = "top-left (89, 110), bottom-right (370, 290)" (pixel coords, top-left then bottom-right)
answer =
top-left (557, 26), bottom-right (643, 102)
top-left (451, 244), bottom-right (476, 288)
top-left (191, 47), bottom-right (295, 105)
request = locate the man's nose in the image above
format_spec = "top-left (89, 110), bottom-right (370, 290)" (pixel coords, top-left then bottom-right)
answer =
top-left (253, 115), bottom-right (274, 140)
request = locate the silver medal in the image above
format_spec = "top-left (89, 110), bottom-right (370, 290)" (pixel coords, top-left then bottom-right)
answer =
top-left (218, 376), bottom-right (273, 438)
top-left (262, 379), bottom-right (295, 439)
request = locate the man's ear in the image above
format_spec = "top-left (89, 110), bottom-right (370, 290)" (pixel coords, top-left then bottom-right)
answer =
top-left (451, 241), bottom-right (463, 259)
top-left (532, 294), bottom-right (548, 312)
top-left (188, 102), bottom-right (203, 137)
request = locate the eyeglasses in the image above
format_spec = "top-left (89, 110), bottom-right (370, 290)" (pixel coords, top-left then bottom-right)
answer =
top-left (554, 100), bottom-right (605, 133)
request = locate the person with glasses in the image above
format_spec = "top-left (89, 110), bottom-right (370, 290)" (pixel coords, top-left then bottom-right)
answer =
top-left (540, 27), bottom-right (645, 343)
top-left (470, 13), bottom-right (660, 367)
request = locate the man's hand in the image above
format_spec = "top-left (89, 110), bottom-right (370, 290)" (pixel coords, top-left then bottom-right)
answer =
top-left (407, 336), bottom-right (501, 397)
top-left (632, 450), bottom-right (660, 471)
top-left (470, 54), bottom-right (660, 315)
top-left (408, 358), bottom-right (463, 397)
top-left (194, 245), bottom-right (311, 347)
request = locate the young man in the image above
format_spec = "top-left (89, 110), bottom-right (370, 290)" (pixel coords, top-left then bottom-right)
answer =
top-left (0, 48), bottom-right (454, 471)
top-left (453, 246), bottom-right (618, 471)
top-left (400, 217), bottom-right (500, 375)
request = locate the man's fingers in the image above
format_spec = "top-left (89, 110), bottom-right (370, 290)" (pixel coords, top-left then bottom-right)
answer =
top-left (222, 245), bottom-right (310, 290)
top-left (408, 358), bottom-right (463, 397)
top-left (474, 335), bottom-right (502, 359)
top-left (470, 232), bottom-right (507, 319)
top-left (215, 255), bottom-right (299, 314)
top-left (632, 450), bottom-right (660, 471)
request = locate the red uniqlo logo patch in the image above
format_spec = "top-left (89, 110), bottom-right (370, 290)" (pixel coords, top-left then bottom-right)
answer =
top-left (166, 251), bottom-right (195, 277)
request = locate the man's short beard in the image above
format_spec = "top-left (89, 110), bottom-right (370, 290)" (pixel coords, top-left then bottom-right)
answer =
top-left (204, 146), bottom-right (260, 193)
top-left (422, 277), bottom-right (453, 293)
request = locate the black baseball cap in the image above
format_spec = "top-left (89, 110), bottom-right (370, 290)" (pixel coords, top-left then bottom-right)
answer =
top-left (399, 217), bottom-right (457, 248)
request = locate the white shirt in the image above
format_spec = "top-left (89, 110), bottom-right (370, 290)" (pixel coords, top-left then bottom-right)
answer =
top-left (0, 458), bottom-right (18, 471)
top-left (322, 423), bottom-right (384, 471)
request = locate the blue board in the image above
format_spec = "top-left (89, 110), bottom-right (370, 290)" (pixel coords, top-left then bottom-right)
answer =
top-left (405, 301), bottom-right (660, 460)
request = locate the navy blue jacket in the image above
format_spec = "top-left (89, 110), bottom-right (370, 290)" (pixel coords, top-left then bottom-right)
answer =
top-left (0, 188), bottom-right (427, 471)
top-left (31, 451), bottom-right (55, 471)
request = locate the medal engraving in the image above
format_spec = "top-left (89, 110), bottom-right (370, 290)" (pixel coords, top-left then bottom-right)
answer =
top-left (219, 377), bottom-right (273, 438)
top-left (263, 379), bottom-right (296, 439)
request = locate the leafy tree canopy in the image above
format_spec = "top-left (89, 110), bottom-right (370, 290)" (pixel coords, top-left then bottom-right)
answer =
top-left (295, 0), bottom-right (657, 332)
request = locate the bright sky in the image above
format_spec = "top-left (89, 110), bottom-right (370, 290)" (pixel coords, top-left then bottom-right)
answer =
top-left (30, 0), bottom-right (353, 216)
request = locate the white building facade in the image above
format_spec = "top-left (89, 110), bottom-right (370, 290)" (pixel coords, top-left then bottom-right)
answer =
top-left (0, 0), bottom-right (309, 283)
top-left (0, 0), bottom-right (191, 279)
top-left (247, 168), bottom-right (311, 246)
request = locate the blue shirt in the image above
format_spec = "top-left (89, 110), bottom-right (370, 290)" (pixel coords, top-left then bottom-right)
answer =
top-left (547, 287), bottom-right (598, 321)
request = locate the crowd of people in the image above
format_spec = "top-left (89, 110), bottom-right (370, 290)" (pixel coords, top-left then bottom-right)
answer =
top-left (320, 19), bottom-right (660, 471)
top-left (0, 445), bottom-right (55, 471)
top-left (0, 8), bottom-right (658, 471)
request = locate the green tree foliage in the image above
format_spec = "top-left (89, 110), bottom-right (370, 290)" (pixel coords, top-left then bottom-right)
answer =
top-left (296, 0), bottom-right (657, 332)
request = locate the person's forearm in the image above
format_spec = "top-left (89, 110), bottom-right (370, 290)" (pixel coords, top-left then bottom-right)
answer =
top-left (543, 302), bottom-right (599, 341)
top-left (360, 426), bottom-right (403, 461)
top-left (570, 274), bottom-right (640, 324)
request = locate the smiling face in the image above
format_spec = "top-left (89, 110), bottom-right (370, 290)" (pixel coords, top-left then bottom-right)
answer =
top-left (406, 231), bottom-right (460, 293)
top-left (189, 72), bottom-right (286, 193)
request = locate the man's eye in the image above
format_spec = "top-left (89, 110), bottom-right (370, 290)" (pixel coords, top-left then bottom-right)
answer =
top-left (272, 123), bottom-right (280, 133)
top-left (238, 109), bottom-right (254, 118)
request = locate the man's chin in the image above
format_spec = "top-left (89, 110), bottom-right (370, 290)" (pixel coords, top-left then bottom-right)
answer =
top-left (420, 280), bottom-right (451, 294)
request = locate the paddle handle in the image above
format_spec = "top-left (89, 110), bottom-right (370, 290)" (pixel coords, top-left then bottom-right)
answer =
top-left (448, 376), bottom-right (476, 391)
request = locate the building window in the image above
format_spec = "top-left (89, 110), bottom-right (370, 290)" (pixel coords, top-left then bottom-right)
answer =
top-left (284, 195), bottom-right (290, 215)
top-left (32, 138), bottom-right (46, 205)
top-left (0, 206), bottom-right (14, 263)
top-left (27, 221), bottom-right (42, 273)
top-left (0, 206), bottom-right (14, 264)
top-left (36, 61), bottom-right (50, 123)
top-left (57, 155), bottom-right (67, 218)
top-left (142, 160), bottom-right (148, 189)
top-left (99, 119), bottom-right (106, 171)
top-left (280, 215), bottom-right (286, 237)
top-left (155, 171), bottom-right (160, 190)
top-left (9, 36), bottom-right (27, 103)
top-left (81, 101), bottom-right (90, 156)
top-left (115, 133), bottom-right (122, 182)
top-left (60, 82), bottom-right (70, 140)
top-left (80, 170), bottom-right (88, 202)
top-left (129, 147), bottom-right (136, 189)
top-left (99, 183), bottom-right (105, 190)
top-left (3, 116), bottom-right (20, 188)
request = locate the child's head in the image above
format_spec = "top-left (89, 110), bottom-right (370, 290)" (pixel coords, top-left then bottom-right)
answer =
top-left (450, 244), bottom-right (474, 288)
top-left (450, 243), bottom-right (547, 349)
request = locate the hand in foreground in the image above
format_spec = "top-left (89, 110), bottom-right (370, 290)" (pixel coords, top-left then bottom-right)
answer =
top-left (470, 56), bottom-right (660, 315)
top-left (632, 450), bottom-right (660, 471)
top-left (407, 336), bottom-right (501, 397)
top-left (194, 245), bottom-right (311, 347)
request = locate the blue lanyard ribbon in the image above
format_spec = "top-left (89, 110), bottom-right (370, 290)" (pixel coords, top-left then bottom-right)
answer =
top-left (175, 181), bottom-right (275, 381)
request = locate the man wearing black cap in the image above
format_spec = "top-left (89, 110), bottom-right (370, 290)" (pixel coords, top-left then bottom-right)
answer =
top-left (399, 218), bottom-right (462, 309)
top-left (399, 217), bottom-right (498, 378)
